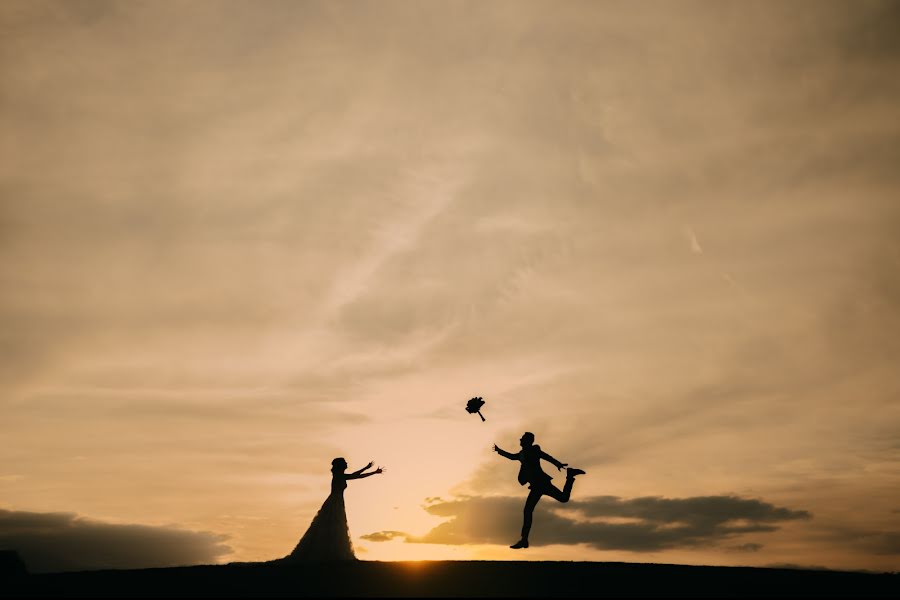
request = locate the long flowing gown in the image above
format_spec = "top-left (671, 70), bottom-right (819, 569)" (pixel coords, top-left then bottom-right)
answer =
top-left (285, 474), bottom-right (356, 561)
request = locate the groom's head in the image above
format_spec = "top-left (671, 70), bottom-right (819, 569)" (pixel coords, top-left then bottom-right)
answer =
top-left (520, 432), bottom-right (535, 448)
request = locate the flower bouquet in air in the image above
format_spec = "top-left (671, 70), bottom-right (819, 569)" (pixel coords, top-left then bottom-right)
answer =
top-left (466, 397), bottom-right (486, 421)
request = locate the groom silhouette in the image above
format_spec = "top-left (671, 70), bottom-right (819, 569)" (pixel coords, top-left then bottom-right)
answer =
top-left (493, 432), bottom-right (585, 549)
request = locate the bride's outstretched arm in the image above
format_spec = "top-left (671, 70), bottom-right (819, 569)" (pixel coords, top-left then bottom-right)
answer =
top-left (346, 466), bottom-right (385, 480)
top-left (350, 461), bottom-right (374, 476)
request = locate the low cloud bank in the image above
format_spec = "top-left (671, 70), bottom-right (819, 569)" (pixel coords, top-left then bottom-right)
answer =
top-left (0, 509), bottom-right (231, 573)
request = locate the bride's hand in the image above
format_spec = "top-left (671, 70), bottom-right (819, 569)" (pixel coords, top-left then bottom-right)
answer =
top-left (364, 461), bottom-right (374, 470)
top-left (375, 466), bottom-right (385, 474)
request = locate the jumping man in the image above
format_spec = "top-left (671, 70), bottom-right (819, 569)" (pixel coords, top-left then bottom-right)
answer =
top-left (493, 432), bottom-right (585, 549)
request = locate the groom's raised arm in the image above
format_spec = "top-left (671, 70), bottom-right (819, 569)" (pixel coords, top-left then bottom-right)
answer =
top-left (538, 446), bottom-right (566, 470)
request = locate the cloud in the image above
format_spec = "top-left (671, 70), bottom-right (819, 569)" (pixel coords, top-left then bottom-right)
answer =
top-left (316, 166), bottom-right (468, 325)
top-left (728, 543), bottom-right (764, 553)
top-left (825, 527), bottom-right (900, 556)
top-left (359, 530), bottom-right (407, 543)
top-left (682, 225), bottom-right (704, 255)
top-left (0, 509), bottom-right (231, 573)
top-left (860, 532), bottom-right (900, 557)
top-left (364, 494), bottom-right (810, 551)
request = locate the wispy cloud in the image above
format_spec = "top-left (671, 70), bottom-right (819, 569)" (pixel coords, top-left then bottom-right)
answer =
top-left (315, 167), bottom-right (469, 325)
top-left (682, 225), bottom-right (704, 255)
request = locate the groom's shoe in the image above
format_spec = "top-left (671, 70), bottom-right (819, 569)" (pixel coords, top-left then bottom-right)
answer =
top-left (566, 468), bottom-right (586, 478)
top-left (510, 539), bottom-right (529, 549)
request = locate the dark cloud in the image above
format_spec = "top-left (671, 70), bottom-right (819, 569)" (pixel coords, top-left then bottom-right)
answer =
top-left (868, 532), bottom-right (900, 556)
top-left (566, 495), bottom-right (810, 526)
top-left (826, 527), bottom-right (900, 556)
top-left (359, 530), bottom-right (407, 543)
top-left (0, 509), bottom-right (231, 573)
top-left (364, 494), bottom-right (810, 551)
top-left (838, 0), bottom-right (900, 63)
top-left (728, 543), bottom-right (764, 553)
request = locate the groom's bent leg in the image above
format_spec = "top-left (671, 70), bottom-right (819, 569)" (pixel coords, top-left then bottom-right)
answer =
top-left (521, 489), bottom-right (543, 540)
top-left (544, 480), bottom-right (575, 503)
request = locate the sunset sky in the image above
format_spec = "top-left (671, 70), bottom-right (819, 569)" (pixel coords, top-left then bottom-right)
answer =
top-left (2, 0), bottom-right (899, 573)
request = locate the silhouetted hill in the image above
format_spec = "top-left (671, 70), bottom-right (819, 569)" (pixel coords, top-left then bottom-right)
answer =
top-left (3, 560), bottom-right (897, 598)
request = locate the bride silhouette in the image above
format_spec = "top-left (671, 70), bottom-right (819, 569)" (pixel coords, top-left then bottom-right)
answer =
top-left (284, 457), bottom-right (384, 561)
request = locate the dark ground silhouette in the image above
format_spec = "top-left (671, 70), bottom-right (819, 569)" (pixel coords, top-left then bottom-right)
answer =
top-left (3, 560), bottom-right (896, 598)
top-left (494, 431), bottom-right (585, 549)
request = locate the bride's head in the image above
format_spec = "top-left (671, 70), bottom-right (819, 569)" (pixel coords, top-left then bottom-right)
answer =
top-left (331, 457), bottom-right (348, 474)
